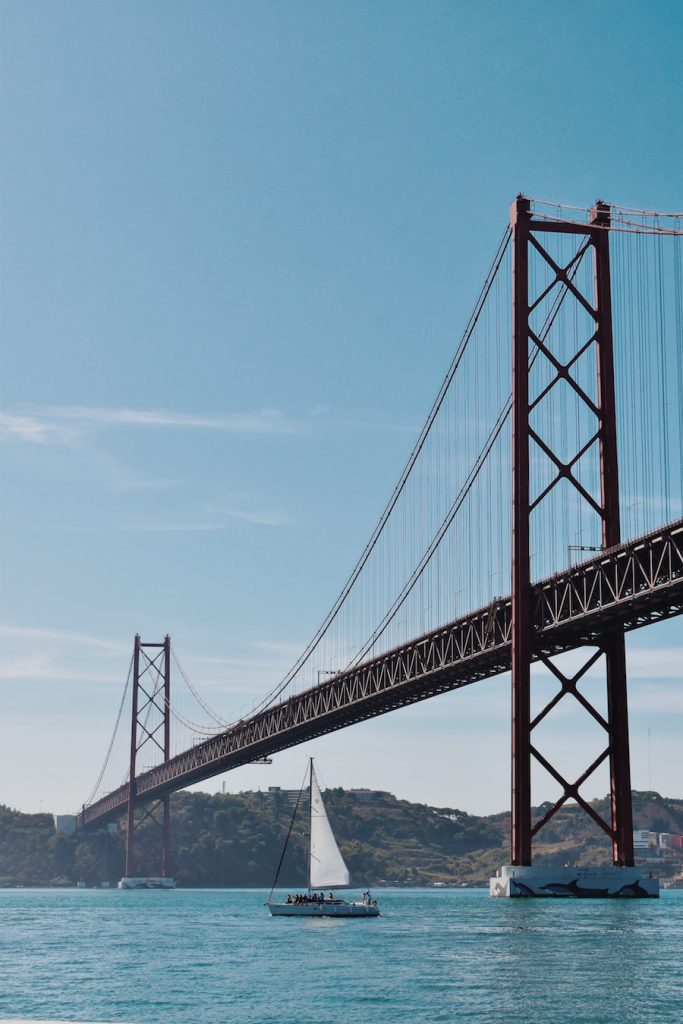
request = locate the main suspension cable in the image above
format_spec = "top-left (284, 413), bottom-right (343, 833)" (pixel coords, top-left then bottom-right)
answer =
top-left (347, 233), bottom-right (588, 666)
top-left (171, 644), bottom-right (231, 728)
top-left (82, 653), bottom-right (133, 808)
top-left (246, 226), bottom-right (512, 717)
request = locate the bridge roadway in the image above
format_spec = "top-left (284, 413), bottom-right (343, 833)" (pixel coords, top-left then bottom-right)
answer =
top-left (77, 519), bottom-right (683, 829)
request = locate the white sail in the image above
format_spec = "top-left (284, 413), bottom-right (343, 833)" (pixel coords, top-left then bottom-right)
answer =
top-left (309, 764), bottom-right (350, 889)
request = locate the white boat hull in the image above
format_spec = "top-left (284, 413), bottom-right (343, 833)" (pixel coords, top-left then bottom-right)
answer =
top-left (268, 900), bottom-right (379, 917)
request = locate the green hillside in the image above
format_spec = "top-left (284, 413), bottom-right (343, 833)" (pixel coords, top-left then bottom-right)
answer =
top-left (1, 790), bottom-right (681, 888)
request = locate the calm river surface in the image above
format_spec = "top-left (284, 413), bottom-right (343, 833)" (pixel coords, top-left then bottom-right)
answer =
top-left (1, 887), bottom-right (681, 1023)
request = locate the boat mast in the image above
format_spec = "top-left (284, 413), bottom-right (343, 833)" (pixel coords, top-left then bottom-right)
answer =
top-left (308, 757), bottom-right (313, 893)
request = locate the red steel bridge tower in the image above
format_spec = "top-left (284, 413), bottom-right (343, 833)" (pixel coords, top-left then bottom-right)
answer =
top-left (500, 197), bottom-right (647, 896)
top-left (121, 635), bottom-right (175, 888)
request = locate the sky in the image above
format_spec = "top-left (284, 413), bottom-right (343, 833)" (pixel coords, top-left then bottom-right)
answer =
top-left (1, 0), bottom-right (682, 818)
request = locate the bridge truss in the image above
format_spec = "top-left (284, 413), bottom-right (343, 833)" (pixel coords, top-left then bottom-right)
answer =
top-left (77, 518), bottom-right (683, 830)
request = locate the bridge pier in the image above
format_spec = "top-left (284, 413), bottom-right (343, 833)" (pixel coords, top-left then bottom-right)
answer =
top-left (490, 865), bottom-right (658, 899)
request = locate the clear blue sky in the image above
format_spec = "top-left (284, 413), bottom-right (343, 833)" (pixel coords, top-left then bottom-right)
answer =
top-left (1, 0), bottom-right (681, 816)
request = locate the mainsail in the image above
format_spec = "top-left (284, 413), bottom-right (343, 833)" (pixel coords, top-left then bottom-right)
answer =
top-left (309, 763), bottom-right (350, 889)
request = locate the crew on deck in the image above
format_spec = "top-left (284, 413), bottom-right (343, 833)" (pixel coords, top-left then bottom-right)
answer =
top-left (285, 892), bottom-right (337, 904)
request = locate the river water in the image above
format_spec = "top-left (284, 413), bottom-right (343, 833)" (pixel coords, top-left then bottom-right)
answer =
top-left (1, 887), bottom-right (681, 1023)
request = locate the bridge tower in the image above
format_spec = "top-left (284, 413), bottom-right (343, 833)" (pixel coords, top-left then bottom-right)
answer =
top-left (494, 197), bottom-right (656, 897)
top-left (120, 634), bottom-right (175, 889)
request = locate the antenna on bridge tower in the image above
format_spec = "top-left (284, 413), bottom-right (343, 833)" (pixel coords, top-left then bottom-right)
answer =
top-left (121, 634), bottom-right (175, 889)
top-left (505, 195), bottom-right (636, 890)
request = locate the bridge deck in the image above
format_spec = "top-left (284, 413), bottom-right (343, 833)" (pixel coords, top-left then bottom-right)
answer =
top-left (77, 519), bottom-right (683, 829)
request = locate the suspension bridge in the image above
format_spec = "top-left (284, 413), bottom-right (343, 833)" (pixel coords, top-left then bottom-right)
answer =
top-left (75, 197), bottom-right (683, 896)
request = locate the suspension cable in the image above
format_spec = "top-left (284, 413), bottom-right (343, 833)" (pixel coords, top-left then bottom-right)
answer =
top-left (246, 226), bottom-right (512, 717)
top-left (347, 233), bottom-right (589, 666)
top-left (82, 653), bottom-right (133, 807)
top-left (171, 644), bottom-right (230, 727)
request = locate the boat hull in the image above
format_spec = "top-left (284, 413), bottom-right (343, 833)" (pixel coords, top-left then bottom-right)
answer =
top-left (268, 900), bottom-right (379, 917)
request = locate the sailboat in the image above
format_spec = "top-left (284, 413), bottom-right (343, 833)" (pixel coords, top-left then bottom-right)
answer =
top-left (267, 760), bottom-right (380, 918)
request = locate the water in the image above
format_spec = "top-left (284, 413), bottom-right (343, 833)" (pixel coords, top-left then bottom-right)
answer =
top-left (1, 888), bottom-right (681, 1024)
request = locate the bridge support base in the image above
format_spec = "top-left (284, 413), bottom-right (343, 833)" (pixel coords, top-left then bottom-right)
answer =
top-left (118, 876), bottom-right (176, 890)
top-left (490, 865), bottom-right (658, 898)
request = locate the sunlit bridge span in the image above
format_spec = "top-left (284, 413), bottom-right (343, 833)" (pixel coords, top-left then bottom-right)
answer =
top-left (76, 198), bottom-right (683, 879)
